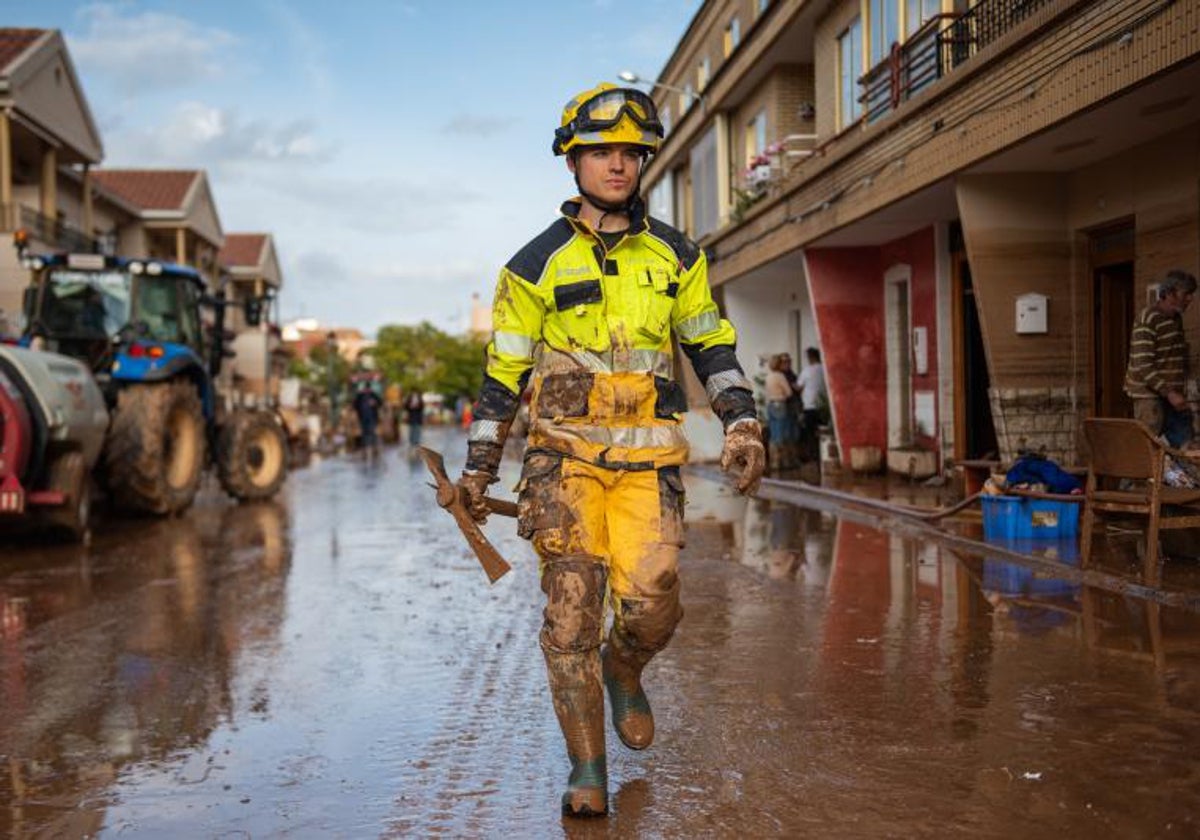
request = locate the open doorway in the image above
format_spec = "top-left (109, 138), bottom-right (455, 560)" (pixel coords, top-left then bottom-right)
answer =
top-left (1089, 221), bottom-right (1135, 418)
top-left (952, 234), bottom-right (998, 460)
top-left (886, 270), bottom-right (912, 448)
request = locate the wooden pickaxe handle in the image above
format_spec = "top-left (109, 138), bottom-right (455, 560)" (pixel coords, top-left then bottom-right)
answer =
top-left (417, 446), bottom-right (514, 584)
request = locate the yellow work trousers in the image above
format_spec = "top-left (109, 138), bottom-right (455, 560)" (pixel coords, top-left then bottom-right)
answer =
top-left (517, 451), bottom-right (685, 656)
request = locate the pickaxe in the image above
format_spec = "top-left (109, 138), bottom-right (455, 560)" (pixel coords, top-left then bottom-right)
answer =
top-left (417, 446), bottom-right (516, 584)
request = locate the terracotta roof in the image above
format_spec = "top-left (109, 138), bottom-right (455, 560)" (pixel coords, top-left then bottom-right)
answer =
top-left (0, 28), bottom-right (44, 74)
top-left (219, 233), bottom-right (268, 268)
top-left (91, 169), bottom-right (200, 211)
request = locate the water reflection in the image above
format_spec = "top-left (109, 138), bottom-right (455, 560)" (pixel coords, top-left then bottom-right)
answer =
top-left (0, 498), bottom-right (291, 836)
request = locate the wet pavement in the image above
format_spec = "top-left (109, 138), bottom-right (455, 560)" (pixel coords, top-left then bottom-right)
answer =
top-left (3, 426), bottom-right (1200, 838)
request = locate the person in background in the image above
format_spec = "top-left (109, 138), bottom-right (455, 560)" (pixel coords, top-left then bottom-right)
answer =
top-left (764, 354), bottom-right (800, 473)
top-left (352, 382), bottom-right (383, 458)
top-left (796, 347), bottom-right (827, 461)
top-left (1124, 269), bottom-right (1198, 447)
top-left (403, 390), bottom-right (425, 448)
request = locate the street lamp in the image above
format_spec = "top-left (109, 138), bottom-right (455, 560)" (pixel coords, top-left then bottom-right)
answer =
top-left (618, 70), bottom-right (705, 113)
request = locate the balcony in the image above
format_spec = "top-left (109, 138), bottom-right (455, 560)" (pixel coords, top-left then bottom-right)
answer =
top-left (4, 204), bottom-right (101, 254)
top-left (859, 0), bottom-right (1055, 124)
top-left (732, 134), bottom-right (821, 222)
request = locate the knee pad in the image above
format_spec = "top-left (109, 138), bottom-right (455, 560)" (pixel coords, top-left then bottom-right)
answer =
top-left (540, 555), bottom-right (608, 654)
top-left (611, 586), bottom-right (683, 654)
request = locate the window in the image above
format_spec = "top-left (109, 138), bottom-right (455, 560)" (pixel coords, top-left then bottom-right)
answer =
top-left (690, 125), bottom-right (719, 238)
top-left (724, 17), bottom-right (741, 56)
top-left (697, 56), bottom-right (711, 91)
top-left (661, 104), bottom-right (673, 136)
top-left (648, 173), bottom-right (675, 225)
top-left (680, 83), bottom-right (696, 113)
top-left (869, 0), bottom-right (900, 66)
top-left (906, 0), bottom-right (942, 35)
top-left (838, 18), bottom-right (864, 128)
top-left (745, 110), bottom-right (767, 163)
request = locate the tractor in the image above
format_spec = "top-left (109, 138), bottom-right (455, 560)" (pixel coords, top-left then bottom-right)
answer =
top-left (13, 234), bottom-right (288, 517)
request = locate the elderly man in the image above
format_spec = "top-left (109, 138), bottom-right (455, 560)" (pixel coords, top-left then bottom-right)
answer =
top-left (1125, 269), bottom-right (1198, 446)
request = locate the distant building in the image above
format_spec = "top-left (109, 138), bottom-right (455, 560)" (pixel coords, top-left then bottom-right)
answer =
top-left (468, 292), bottom-right (492, 337)
top-left (219, 232), bottom-right (286, 407)
top-left (282, 319), bottom-right (374, 364)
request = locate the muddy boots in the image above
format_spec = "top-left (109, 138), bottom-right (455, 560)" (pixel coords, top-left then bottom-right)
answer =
top-left (602, 628), bottom-right (657, 750)
top-left (543, 650), bottom-right (608, 817)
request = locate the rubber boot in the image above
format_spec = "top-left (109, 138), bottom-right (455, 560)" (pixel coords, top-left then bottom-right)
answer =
top-left (602, 632), bottom-right (656, 750)
top-left (544, 650), bottom-right (608, 817)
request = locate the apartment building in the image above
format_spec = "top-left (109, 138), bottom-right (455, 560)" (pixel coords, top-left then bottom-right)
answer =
top-left (641, 0), bottom-right (1200, 470)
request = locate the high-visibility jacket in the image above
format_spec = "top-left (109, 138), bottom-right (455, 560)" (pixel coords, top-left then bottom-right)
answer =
top-left (467, 198), bottom-right (755, 474)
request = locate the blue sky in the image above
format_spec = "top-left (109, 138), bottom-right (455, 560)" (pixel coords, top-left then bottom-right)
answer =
top-left (1, 0), bottom-right (698, 334)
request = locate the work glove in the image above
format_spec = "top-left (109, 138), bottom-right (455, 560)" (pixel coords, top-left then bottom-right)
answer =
top-left (457, 470), bottom-right (498, 523)
top-left (721, 418), bottom-right (766, 496)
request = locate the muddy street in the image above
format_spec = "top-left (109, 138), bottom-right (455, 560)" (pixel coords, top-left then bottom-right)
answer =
top-left (2, 427), bottom-right (1199, 838)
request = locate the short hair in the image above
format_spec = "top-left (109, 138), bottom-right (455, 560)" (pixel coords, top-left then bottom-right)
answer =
top-left (805, 347), bottom-right (821, 363)
top-left (1158, 269), bottom-right (1198, 300)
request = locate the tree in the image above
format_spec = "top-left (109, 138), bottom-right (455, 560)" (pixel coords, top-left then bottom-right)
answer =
top-left (373, 321), bottom-right (486, 401)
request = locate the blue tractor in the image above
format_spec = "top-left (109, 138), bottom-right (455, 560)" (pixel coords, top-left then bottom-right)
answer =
top-left (14, 237), bottom-right (288, 516)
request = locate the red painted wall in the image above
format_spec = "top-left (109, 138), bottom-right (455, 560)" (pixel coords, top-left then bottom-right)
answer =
top-left (806, 247), bottom-right (887, 462)
top-left (807, 227), bottom-right (939, 463)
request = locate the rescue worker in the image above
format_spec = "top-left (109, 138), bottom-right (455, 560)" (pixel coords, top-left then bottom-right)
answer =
top-left (1125, 269), bottom-right (1198, 447)
top-left (456, 83), bottom-right (765, 817)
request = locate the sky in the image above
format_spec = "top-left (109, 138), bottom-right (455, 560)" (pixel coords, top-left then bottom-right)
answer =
top-left (1, 0), bottom-right (699, 335)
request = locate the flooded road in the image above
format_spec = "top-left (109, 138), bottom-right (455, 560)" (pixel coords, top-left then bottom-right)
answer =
top-left (3, 427), bottom-right (1199, 837)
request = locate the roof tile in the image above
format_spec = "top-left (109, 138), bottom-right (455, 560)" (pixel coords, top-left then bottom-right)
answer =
top-left (219, 233), bottom-right (268, 268)
top-left (91, 169), bottom-right (200, 211)
top-left (0, 28), bottom-right (45, 74)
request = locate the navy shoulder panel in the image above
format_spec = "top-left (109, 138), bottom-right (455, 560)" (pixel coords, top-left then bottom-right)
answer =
top-left (647, 217), bottom-right (701, 271)
top-left (505, 218), bottom-right (575, 284)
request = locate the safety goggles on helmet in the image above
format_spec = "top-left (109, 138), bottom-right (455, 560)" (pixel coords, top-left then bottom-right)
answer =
top-left (553, 87), bottom-right (664, 156)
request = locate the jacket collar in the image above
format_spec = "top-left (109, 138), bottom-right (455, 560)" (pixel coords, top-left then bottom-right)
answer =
top-left (560, 195), bottom-right (649, 236)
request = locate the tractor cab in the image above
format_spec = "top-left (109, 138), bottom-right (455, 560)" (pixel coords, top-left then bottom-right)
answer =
top-left (19, 250), bottom-right (208, 380)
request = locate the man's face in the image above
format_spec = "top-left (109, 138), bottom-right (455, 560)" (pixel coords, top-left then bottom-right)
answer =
top-left (1166, 287), bottom-right (1195, 314)
top-left (568, 144), bottom-right (643, 207)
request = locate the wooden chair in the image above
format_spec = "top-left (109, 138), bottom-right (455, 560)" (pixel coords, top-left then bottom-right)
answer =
top-left (1080, 418), bottom-right (1200, 586)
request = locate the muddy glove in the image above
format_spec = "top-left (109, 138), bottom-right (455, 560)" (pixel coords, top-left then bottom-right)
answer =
top-left (721, 418), bottom-right (766, 496)
top-left (457, 470), bottom-right (498, 523)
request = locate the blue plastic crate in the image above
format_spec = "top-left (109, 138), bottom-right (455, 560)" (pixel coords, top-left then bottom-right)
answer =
top-left (980, 495), bottom-right (1081, 540)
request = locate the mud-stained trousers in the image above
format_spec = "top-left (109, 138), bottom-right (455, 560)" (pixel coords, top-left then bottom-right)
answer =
top-left (517, 449), bottom-right (686, 813)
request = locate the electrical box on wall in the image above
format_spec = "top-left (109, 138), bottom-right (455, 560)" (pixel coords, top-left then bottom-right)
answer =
top-left (912, 326), bottom-right (929, 375)
top-left (1016, 293), bottom-right (1048, 334)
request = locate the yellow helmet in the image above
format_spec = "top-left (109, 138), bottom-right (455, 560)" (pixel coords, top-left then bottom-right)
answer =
top-left (552, 83), bottom-right (664, 156)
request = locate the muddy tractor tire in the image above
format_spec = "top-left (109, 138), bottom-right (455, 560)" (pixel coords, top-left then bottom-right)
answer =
top-left (40, 450), bottom-right (92, 541)
top-left (217, 410), bottom-right (288, 502)
top-left (104, 380), bottom-right (207, 515)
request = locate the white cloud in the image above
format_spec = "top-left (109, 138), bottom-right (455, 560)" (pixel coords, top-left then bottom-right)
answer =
top-left (109, 101), bottom-right (334, 168)
top-left (69, 3), bottom-right (240, 94)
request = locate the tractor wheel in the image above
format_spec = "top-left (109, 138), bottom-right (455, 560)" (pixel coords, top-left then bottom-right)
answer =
top-left (41, 451), bottom-right (92, 542)
top-left (104, 380), bottom-right (206, 515)
top-left (217, 410), bottom-right (288, 502)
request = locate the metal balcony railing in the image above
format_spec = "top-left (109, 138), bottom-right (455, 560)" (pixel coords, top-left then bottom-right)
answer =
top-left (858, 0), bottom-right (1054, 124)
top-left (18, 205), bottom-right (99, 254)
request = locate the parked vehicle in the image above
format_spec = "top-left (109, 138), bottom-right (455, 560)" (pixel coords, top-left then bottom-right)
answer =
top-left (0, 344), bottom-right (109, 539)
top-left (14, 234), bottom-right (288, 517)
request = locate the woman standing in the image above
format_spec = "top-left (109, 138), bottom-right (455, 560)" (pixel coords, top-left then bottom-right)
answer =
top-left (763, 354), bottom-right (800, 473)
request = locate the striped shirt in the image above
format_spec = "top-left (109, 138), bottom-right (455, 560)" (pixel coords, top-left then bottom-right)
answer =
top-left (1124, 306), bottom-right (1188, 397)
